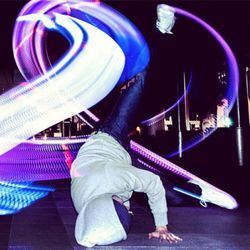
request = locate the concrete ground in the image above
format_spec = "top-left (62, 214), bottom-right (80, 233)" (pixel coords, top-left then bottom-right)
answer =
top-left (1, 179), bottom-right (249, 250)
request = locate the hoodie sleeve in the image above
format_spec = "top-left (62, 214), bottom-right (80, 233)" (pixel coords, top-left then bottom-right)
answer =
top-left (108, 164), bottom-right (168, 226)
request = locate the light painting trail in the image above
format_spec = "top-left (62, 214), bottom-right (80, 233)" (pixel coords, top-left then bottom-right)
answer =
top-left (0, 0), bottom-right (150, 156)
top-left (0, 136), bottom-right (238, 209)
top-left (0, 181), bottom-right (55, 215)
top-left (141, 73), bottom-right (193, 127)
top-left (130, 139), bottom-right (238, 209)
top-left (165, 6), bottom-right (239, 157)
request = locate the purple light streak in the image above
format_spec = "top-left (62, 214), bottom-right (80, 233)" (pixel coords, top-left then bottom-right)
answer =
top-left (141, 72), bottom-right (193, 126)
top-left (130, 139), bottom-right (238, 209)
top-left (0, 134), bottom-right (238, 208)
top-left (166, 6), bottom-right (239, 157)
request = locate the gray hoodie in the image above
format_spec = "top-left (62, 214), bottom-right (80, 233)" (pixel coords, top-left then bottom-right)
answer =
top-left (71, 132), bottom-right (168, 246)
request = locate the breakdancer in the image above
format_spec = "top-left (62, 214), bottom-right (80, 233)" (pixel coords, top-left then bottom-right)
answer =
top-left (70, 4), bottom-right (182, 247)
top-left (70, 69), bottom-right (182, 247)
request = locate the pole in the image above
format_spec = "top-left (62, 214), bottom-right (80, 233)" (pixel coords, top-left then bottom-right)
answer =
top-left (235, 73), bottom-right (244, 166)
top-left (183, 72), bottom-right (190, 131)
top-left (177, 78), bottom-right (182, 158)
top-left (245, 67), bottom-right (250, 124)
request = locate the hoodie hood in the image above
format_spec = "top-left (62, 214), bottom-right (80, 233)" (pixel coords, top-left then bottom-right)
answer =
top-left (75, 194), bottom-right (127, 247)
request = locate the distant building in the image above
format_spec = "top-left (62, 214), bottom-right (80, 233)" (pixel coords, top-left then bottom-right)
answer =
top-left (164, 116), bottom-right (173, 131)
top-left (189, 120), bottom-right (201, 130)
top-left (189, 114), bottom-right (201, 131)
top-left (217, 98), bottom-right (229, 127)
top-left (202, 113), bottom-right (216, 131)
top-left (147, 114), bottom-right (165, 136)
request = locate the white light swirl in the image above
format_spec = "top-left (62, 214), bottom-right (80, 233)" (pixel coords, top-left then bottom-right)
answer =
top-left (0, 14), bottom-right (125, 155)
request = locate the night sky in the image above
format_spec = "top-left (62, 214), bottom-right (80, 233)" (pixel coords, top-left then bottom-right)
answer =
top-left (104, 0), bottom-right (250, 119)
top-left (0, 0), bottom-right (249, 119)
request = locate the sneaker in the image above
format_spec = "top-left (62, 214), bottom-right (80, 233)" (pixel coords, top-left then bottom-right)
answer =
top-left (188, 180), bottom-right (238, 209)
top-left (156, 4), bottom-right (176, 34)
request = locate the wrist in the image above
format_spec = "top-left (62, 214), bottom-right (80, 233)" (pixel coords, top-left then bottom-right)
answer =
top-left (156, 225), bottom-right (168, 232)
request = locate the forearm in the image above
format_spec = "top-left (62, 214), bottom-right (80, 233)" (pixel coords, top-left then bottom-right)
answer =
top-left (153, 210), bottom-right (168, 227)
top-left (146, 176), bottom-right (168, 226)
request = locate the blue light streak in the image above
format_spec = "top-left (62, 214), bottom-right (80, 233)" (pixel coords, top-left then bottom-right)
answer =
top-left (0, 181), bottom-right (55, 215)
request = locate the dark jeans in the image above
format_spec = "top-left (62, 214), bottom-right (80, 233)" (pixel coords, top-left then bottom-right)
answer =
top-left (99, 71), bottom-right (146, 151)
top-left (98, 70), bottom-right (202, 203)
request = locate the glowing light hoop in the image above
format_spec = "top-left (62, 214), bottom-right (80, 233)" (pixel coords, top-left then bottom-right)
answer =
top-left (165, 7), bottom-right (239, 157)
top-left (141, 73), bottom-right (193, 126)
top-left (0, 0), bottom-right (150, 156)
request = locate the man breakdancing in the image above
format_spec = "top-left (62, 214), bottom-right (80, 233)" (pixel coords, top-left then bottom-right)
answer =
top-left (70, 4), bottom-right (182, 247)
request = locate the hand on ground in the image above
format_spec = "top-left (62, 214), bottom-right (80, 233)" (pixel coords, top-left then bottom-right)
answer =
top-left (148, 226), bottom-right (182, 243)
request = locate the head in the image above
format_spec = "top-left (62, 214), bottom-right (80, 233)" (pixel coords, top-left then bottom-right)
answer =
top-left (156, 4), bottom-right (176, 34)
top-left (75, 194), bottom-right (132, 247)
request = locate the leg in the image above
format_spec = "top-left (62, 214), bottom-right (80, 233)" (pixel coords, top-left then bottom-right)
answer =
top-left (99, 70), bottom-right (147, 150)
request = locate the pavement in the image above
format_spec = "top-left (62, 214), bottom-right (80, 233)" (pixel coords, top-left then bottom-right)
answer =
top-left (1, 178), bottom-right (250, 250)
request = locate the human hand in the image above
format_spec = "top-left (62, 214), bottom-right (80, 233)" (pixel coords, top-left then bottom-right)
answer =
top-left (148, 226), bottom-right (182, 243)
